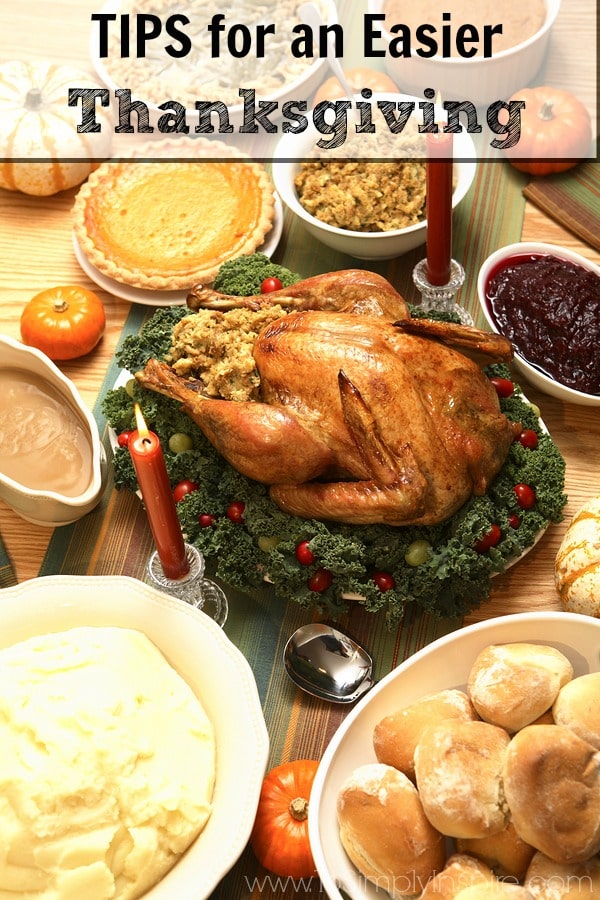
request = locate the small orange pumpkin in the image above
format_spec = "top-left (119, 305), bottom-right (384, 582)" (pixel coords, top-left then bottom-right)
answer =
top-left (20, 285), bottom-right (106, 361)
top-left (250, 759), bottom-right (319, 879)
top-left (504, 86), bottom-right (592, 175)
top-left (312, 66), bottom-right (400, 106)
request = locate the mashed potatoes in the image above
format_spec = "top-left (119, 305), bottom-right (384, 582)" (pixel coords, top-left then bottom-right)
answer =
top-left (0, 626), bottom-right (215, 899)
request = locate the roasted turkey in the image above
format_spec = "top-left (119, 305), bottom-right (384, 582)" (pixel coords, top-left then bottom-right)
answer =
top-left (138, 270), bottom-right (518, 526)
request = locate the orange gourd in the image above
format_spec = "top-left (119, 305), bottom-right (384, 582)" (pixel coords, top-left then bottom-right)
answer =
top-left (312, 67), bottom-right (400, 105)
top-left (0, 61), bottom-right (113, 196)
top-left (504, 86), bottom-right (592, 175)
top-left (250, 759), bottom-right (319, 879)
top-left (20, 285), bottom-right (106, 361)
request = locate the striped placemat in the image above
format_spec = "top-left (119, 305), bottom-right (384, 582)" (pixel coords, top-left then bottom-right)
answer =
top-left (522, 161), bottom-right (600, 252)
top-left (0, 535), bottom-right (17, 589)
top-left (37, 158), bottom-right (527, 898)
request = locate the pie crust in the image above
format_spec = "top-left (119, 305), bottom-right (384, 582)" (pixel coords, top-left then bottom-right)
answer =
top-left (73, 154), bottom-right (275, 290)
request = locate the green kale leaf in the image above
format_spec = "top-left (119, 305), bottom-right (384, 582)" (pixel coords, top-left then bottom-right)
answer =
top-left (212, 253), bottom-right (301, 296)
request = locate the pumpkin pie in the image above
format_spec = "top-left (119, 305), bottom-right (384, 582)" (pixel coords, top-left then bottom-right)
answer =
top-left (73, 155), bottom-right (275, 290)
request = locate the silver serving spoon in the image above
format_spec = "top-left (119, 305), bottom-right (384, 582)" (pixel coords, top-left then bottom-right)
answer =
top-left (299, 2), bottom-right (356, 101)
top-left (284, 623), bottom-right (375, 703)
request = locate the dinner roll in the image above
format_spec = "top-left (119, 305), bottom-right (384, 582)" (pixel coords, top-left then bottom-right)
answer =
top-left (373, 689), bottom-right (478, 781)
top-left (456, 819), bottom-right (536, 881)
top-left (503, 724), bottom-right (600, 863)
top-left (420, 853), bottom-right (495, 898)
top-left (454, 883), bottom-right (534, 898)
top-left (468, 643), bottom-right (573, 733)
top-left (530, 708), bottom-right (555, 726)
top-left (337, 763), bottom-right (445, 898)
top-left (553, 673), bottom-right (600, 749)
top-left (525, 851), bottom-right (600, 898)
top-left (414, 719), bottom-right (510, 839)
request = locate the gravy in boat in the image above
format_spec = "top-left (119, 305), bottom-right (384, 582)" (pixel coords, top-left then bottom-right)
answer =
top-left (0, 368), bottom-right (93, 497)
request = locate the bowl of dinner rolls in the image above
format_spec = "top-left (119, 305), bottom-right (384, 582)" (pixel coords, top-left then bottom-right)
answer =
top-left (308, 612), bottom-right (600, 899)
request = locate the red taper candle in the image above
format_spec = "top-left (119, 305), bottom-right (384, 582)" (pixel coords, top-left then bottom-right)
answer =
top-left (426, 130), bottom-right (454, 286)
top-left (129, 404), bottom-right (189, 580)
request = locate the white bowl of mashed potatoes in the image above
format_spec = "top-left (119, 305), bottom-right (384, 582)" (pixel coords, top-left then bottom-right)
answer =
top-left (0, 575), bottom-right (269, 900)
top-left (272, 94), bottom-right (476, 261)
top-left (366, 0), bottom-right (561, 108)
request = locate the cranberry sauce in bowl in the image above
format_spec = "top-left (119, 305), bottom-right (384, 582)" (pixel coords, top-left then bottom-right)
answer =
top-left (478, 242), bottom-right (600, 404)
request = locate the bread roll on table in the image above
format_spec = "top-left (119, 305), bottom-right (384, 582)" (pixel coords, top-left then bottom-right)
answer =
top-left (456, 819), bottom-right (536, 881)
top-left (420, 853), bottom-right (495, 898)
top-left (468, 643), bottom-right (573, 733)
top-left (454, 883), bottom-right (534, 898)
top-left (414, 719), bottom-right (510, 839)
top-left (503, 724), bottom-right (600, 864)
top-left (373, 689), bottom-right (477, 781)
top-left (553, 672), bottom-right (600, 749)
top-left (525, 851), bottom-right (600, 898)
top-left (337, 762), bottom-right (445, 898)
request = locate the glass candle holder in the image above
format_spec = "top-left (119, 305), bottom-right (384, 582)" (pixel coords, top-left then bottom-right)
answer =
top-left (412, 258), bottom-right (474, 325)
top-left (146, 542), bottom-right (228, 627)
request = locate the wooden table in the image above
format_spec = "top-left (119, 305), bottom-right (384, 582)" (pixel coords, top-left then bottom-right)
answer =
top-left (0, 4), bottom-right (599, 896)
top-left (1, 0), bottom-right (598, 608)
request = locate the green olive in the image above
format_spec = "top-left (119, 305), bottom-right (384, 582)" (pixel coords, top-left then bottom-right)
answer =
top-left (168, 432), bottom-right (193, 454)
top-left (404, 539), bottom-right (432, 567)
top-left (125, 377), bottom-right (137, 398)
top-left (529, 401), bottom-right (541, 419)
top-left (257, 535), bottom-right (281, 552)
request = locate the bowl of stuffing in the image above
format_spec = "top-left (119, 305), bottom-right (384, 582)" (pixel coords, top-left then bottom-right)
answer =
top-left (366, 0), bottom-right (561, 108)
top-left (478, 241), bottom-right (600, 406)
top-left (271, 94), bottom-right (476, 260)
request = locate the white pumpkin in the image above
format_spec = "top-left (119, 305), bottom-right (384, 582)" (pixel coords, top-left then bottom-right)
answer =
top-left (555, 496), bottom-right (600, 616)
top-left (0, 60), bottom-right (113, 196)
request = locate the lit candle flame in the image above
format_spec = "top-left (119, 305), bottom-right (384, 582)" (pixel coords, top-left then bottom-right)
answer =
top-left (134, 403), bottom-right (150, 438)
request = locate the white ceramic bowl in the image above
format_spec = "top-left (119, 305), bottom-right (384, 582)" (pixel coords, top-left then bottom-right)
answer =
top-left (309, 611), bottom-right (600, 900)
top-left (0, 335), bottom-right (107, 525)
top-left (0, 575), bottom-right (269, 899)
top-left (91, 0), bottom-right (338, 133)
top-left (272, 96), bottom-right (476, 260)
top-left (477, 241), bottom-right (600, 407)
top-left (366, 0), bottom-right (561, 108)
